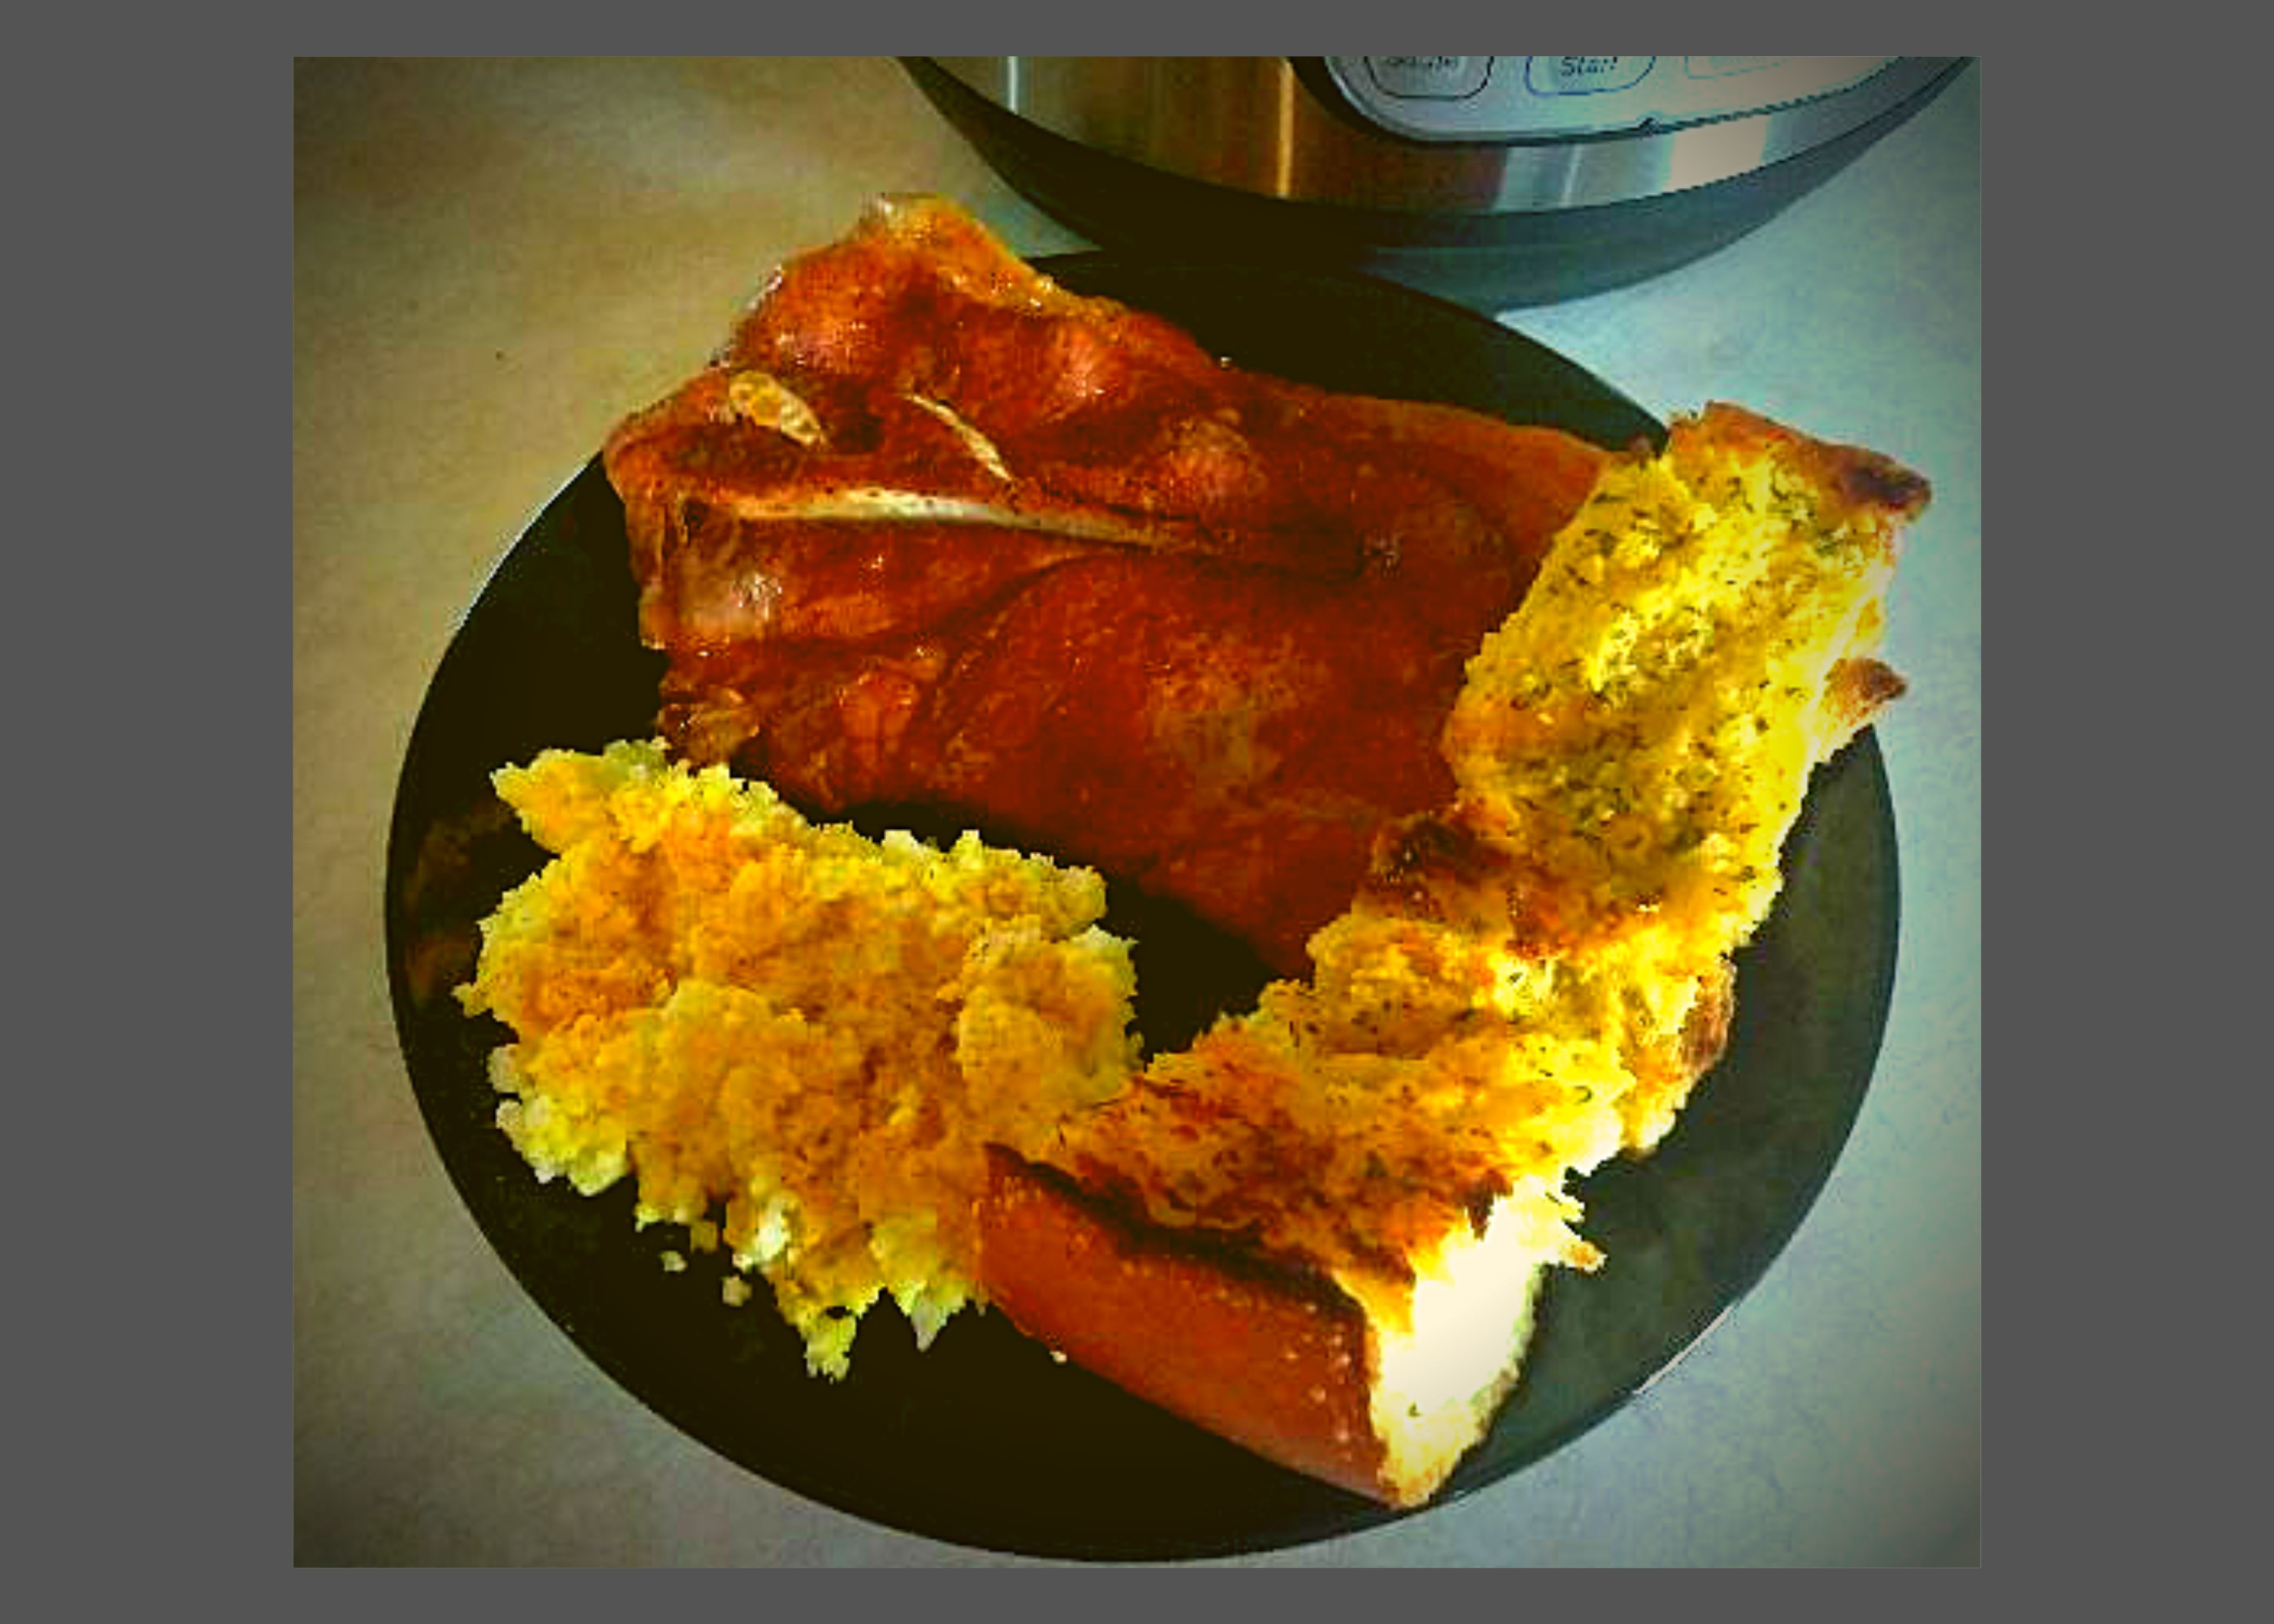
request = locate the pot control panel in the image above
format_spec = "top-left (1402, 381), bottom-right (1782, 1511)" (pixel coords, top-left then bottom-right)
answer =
top-left (1321, 57), bottom-right (1894, 142)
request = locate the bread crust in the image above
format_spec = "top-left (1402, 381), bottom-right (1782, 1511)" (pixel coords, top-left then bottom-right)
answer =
top-left (976, 1148), bottom-right (1398, 1503)
top-left (973, 961), bottom-right (1739, 1507)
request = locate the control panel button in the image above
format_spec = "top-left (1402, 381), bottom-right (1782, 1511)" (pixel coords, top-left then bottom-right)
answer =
top-left (1320, 54), bottom-right (1895, 145)
top-left (1363, 56), bottom-right (1493, 100)
top-left (1685, 56), bottom-right (1786, 79)
top-left (1524, 56), bottom-right (1655, 96)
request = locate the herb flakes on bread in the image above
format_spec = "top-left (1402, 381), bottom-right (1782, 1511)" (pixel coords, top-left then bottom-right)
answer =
top-left (978, 403), bottom-right (1926, 1505)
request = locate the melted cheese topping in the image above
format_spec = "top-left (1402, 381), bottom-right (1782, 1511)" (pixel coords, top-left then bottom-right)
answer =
top-left (1443, 436), bottom-right (1903, 954)
top-left (1055, 405), bottom-right (1915, 1271)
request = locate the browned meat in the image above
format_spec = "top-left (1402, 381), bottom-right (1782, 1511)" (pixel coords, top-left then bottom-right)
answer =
top-left (603, 197), bottom-right (1607, 975)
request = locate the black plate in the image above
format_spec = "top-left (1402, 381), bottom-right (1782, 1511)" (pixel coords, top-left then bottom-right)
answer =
top-left (384, 256), bottom-right (1899, 1561)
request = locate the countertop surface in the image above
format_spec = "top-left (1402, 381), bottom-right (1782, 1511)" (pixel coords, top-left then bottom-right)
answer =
top-left (293, 57), bottom-right (1980, 1567)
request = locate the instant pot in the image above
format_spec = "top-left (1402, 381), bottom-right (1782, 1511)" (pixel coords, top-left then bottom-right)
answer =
top-left (904, 56), bottom-right (1970, 309)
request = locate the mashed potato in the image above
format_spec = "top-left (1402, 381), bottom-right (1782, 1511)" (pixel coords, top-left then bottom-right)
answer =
top-left (455, 738), bottom-right (1138, 1376)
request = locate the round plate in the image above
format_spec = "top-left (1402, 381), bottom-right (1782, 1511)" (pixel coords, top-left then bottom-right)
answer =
top-left (384, 256), bottom-right (1899, 1561)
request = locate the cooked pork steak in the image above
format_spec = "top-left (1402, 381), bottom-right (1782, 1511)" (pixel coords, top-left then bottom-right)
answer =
top-left (604, 197), bottom-right (1608, 974)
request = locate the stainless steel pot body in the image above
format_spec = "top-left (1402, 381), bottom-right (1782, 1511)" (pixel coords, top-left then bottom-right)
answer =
top-left (907, 57), bottom-right (1969, 307)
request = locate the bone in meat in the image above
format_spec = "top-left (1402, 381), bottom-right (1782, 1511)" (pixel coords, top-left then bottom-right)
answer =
top-left (603, 197), bottom-right (1608, 977)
